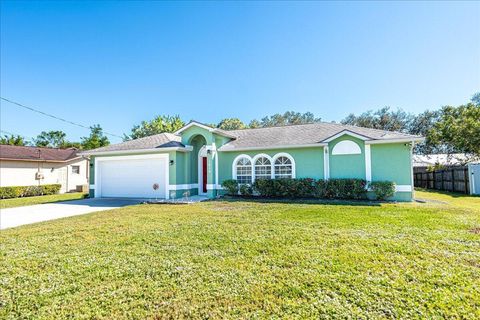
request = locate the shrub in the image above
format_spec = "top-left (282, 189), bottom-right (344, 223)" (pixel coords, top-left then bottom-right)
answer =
top-left (370, 181), bottom-right (396, 200)
top-left (221, 179), bottom-right (239, 195)
top-left (239, 184), bottom-right (253, 196)
top-left (252, 179), bottom-right (274, 197)
top-left (314, 179), bottom-right (367, 199)
top-left (0, 184), bottom-right (62, 199)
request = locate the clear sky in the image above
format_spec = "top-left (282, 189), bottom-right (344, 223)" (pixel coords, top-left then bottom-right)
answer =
top-left (1, 1), bottom-right (479, 143)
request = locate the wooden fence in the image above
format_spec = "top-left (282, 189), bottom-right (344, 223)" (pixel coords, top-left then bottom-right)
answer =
top-left (414, 166), bottom-right (470, 194)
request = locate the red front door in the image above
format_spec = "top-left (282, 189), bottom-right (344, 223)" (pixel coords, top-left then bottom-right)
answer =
top-left (202, 157), bottom-right (207, 193)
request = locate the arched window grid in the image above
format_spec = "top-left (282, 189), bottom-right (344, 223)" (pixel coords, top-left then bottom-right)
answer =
top-left (232, 153), bottom-right (295, 184)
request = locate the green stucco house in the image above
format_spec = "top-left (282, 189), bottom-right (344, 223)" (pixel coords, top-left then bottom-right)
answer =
top-left (82, 121), bottom-right (423, 201)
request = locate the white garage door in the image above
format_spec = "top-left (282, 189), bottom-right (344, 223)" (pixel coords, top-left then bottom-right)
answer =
top-left (97, 156), bottom-right (167, 198)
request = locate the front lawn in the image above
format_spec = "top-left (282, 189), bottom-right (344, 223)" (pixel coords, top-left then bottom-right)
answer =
top-left (0, 192), bottom-right (87, 209)
top-left (1, 190), bottom-right (479, 318)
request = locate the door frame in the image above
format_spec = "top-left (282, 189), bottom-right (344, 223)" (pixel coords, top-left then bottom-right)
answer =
top-left (198, 146), bottom-right (208, 195)
top-left (94, 153), bottom-right (170, 199)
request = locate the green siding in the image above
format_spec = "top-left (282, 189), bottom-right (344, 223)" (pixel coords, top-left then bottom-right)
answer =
top-left (328, 136), bottom-right (365, 179)
top-left (371, 143), bottom-right (412, 185)
top-left (217, 147), bottom-right (325, 184)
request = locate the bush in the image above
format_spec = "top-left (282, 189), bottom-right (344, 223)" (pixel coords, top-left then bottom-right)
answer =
top-left (370, 181), bottom-right (396, 200)
top-left (239, 184), bottom-right (253, 196)
top-left (221, 179), bottom-right (239, 195)
top-left (0, 184), bottom-right (62, 199)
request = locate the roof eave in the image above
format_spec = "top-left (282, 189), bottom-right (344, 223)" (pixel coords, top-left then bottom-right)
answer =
top-left (365, 137), bottom-right (424, 145)
top-left (79, 146), bottom-right (193, 156)
top-left (218, 143), bottom-right (328, 152)
top-left (174, 121), bottom-right (237, 139)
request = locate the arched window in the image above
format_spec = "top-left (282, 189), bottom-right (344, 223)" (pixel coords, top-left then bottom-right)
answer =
top-left (235, 157), bottom-right (252, 184)
top-left (255, 156), bottom-right (271, 180)
top-left (274, 156), bottom-right (293, 179)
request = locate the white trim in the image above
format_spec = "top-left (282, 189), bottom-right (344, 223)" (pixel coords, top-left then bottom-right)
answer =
top-left (212, 143), bottom-right (219, 191)
top-left (331, 140), bottom-right (362, 155)
top-left (365, 144), bottom-right (371, 183)
top-left (272, 152), bottom-right (296, 179)
top-left (323, 146), bottom-right (329, 180)
top-left (252, 153), bottom-right (274, 180)
top-left (174, 121), bottom-right (237, 138)
top-left (219, 143), bottom-right (327, 152)
top-left (232, 154), bottom-right (253, 181)
top-left (395, 185), bottom-right (412, 192)
top-left (80, 146), bottom-right (192, 156)
top-left (169, 184), bottom-right (199, 190)
top-left (198, 146), bottom-right (208, 195)
top-left (322, 130), bottom-right (372, 143)
top-left (94, 153), bottom-right (170, 199)
top-left (365, 138), bottom-right (424, 145)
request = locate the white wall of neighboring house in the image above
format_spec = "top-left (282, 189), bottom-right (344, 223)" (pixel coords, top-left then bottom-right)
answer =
top-left (0, 158), bottom-right (89, 193)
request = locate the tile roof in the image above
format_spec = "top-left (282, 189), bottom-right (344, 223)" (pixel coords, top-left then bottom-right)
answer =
top-left (82, 122), bottom-right (422, 154)
top-left (0, 145), bottom-right (80, 162)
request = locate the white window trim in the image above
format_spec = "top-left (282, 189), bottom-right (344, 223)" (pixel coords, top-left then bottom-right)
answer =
top-left (272, 153), bottom-right (296, 179)
top-left (252, 153), bottom-right (273, 180)
top-left (232, 153), bottom-right (296, 183)
top-left (331, 140), bottom-right (361, 155)
top-left (232, 154), bottom-right (253, 184)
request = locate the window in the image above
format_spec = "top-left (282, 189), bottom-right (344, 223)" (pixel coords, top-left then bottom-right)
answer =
top-left (235, 157), bottom-right (252, 184)
top-left (72, 165), bottom-right (80, 174)
top-left (274, 156), bottom-right (293, 179)
top-left (255, 157), bottom-right (271, 180)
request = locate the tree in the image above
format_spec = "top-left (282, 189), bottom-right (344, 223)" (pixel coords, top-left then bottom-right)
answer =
top-left (428, 103), bottom-right (480, 161)
top-left (125, 115), bottom-right (184, 140)
top-left (34, 131), bottom-right (68, 148)
top-left (81, 125), bottom-right (110, 150)
top-left (0, 134), bottom-right (27, 146)
top-left (259, 111), bottom-right (321, 127)
top-left (472, 92), bottom-right (480, 106)
top-left (408, 110), bottom-right (444, 154)
top-left (217, 118), bottom-right (246, 130)
top-left (248, 119), bottom-right (262, 129)
top-left (341, 107), bottom-right (413, 133)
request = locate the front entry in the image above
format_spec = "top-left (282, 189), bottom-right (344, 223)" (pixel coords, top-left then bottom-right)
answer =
top-left (202, 157), bottom-right (207, 193)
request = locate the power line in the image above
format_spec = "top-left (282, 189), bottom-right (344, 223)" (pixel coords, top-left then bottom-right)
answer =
top-left (1, 97), bottom-right (123, 139)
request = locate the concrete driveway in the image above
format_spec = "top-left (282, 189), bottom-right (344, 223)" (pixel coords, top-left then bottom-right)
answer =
top-left (0, 198), bottom-right (141, 230)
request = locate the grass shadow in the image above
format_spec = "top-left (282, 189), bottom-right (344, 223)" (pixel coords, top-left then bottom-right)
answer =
top-left (215, 196), bottom-right (384, 207)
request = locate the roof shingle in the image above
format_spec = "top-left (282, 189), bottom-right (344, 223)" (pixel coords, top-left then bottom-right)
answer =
top-left (0, 145), bottom-right (80, 162)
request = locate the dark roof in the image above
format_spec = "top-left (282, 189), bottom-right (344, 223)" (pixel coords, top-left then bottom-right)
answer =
top-left (219, 122), bottom-right (421, 150)
top-left (83, 133), bottom-right (184, 154)
top-left (0, 145), bottom-right (81, 162)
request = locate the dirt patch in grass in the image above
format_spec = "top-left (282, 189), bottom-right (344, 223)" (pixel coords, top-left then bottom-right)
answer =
top-left (469, 227), bottom-right (480, 234)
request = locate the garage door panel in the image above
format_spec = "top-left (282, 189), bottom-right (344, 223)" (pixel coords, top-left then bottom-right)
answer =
top-left (98, 157), bottom-right (167, 198)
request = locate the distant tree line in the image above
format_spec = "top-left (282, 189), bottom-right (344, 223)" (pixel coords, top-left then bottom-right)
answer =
top-left (2, 93), bottom-right (479, 159)
top-left (0, 125), bottom-right (110, 150)
top-left (341, 93), bottom-right (480, 159)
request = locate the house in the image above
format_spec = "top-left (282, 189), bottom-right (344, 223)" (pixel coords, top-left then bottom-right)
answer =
top-left (81, 121), bottom-right (423, 201)
top-left (413, 153), bottom-right (476, 168)
top-left (0, 145), bottom-right (89, 193)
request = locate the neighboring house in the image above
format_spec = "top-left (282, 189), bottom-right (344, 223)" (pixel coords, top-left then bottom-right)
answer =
top-left (0, 145), bottom-right (89, 193)
top-left (82, 121), bottom-right (423, 201)
top-left (413, 153), bottom-right (476, 168)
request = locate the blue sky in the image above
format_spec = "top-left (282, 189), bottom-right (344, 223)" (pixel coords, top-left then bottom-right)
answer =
top-left (1, 1), bottom-right (479, 143)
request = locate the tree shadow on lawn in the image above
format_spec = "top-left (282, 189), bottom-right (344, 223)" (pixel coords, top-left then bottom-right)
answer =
top-left (215, 196), bottom-right (383, 207)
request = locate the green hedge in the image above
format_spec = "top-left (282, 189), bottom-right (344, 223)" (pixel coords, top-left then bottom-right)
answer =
top-left (253, 178), bottom-right (368, 199)
top-left (0, 184), bottom-right (62, 199)
top-left (370, 181), bottom-right (396, 200)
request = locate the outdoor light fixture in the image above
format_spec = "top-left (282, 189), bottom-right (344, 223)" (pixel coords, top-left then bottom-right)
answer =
top-left (207, 149), bottom-right (212, 155)
top-left (170, 160), bottom-right (174, 165)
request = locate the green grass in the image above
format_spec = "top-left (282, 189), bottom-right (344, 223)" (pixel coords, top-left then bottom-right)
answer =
top-left (0, 193), bottom-right (87, 209)
top-left (1, 190), bottom-right (479, 319)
